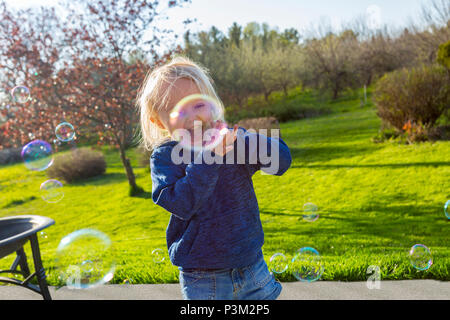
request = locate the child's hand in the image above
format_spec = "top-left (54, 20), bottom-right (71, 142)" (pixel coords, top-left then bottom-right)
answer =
top-left (211, 122), bottom-right (238, 157)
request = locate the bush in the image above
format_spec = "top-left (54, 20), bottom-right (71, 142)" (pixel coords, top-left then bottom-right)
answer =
top-left (373, 64), bottom-right (450, 137)
top-left (437, 40), bottom-right (450, 70)
top-left (47, 147), bottom-right (106, 183)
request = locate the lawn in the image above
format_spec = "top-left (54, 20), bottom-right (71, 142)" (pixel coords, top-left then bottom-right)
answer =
top-left (1, 90), bottom-right (449, 285)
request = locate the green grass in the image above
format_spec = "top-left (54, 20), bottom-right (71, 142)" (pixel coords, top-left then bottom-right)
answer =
top-left (1, 89), bottom-right (449, 285)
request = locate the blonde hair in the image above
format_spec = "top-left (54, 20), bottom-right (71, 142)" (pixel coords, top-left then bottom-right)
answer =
top-left (136, 55), bottom-right (224, 151)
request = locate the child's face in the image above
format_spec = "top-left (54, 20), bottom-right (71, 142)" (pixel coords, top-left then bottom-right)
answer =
top-left (155, 78), bottom-right (215, 138)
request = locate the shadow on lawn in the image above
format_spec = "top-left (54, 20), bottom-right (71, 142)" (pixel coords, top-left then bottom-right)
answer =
top-left (70, 172), bottom-right (127, 186)
top-left (289, 144), bottom-right (380, 164)
top-left (262, 200), bottom-right (447, 247)
top-left (291, 161), bottom-right (450, 170)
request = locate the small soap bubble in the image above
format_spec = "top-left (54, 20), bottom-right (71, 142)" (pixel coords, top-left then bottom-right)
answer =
top-left (366, 4), bottom-right (382, 30)
top-left (152, 248), bottom-right (165, 263)
top-left (55, 122), bottom-right (76, 142)
top-left (269, 253), bottom-right (288, 274)
top-left (39, 231), bottom-right (48, 239)
top-left (302, 203), bottom-right (319, 222)
top-left (409, 244), bottom-right (432, 271)
top-left (40, 179), bottom-right (64, 203)
top-left (444, 200), bottom-right (449, 219)
top-left (11, 85), bottom-right (31, 104)
top-left (291, 247), bottom-right (324, 282)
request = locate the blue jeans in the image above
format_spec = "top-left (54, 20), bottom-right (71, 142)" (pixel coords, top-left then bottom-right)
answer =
top-left (178, 256), bottom-right (282, 300)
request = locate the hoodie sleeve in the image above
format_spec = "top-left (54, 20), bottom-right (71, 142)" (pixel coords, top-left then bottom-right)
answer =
top-left (150, 145), bottom-right (221, 221)
top-left (233, 127), bottom-right (292, 176)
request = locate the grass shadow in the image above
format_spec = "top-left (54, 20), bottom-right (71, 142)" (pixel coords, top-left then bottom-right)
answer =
top-left (289, 144), bottom-right (380, 164)
top-left (291, 161), bottom-right (450, 170)
top-left (130, 191), bottom-right (152, 199)
top-left (69, 172), bottom-right (127, 186)
top-left (262, 200), bottom-right (447, 247)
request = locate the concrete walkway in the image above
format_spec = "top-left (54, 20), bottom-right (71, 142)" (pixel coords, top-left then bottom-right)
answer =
top-left (0, 280), bottom-right (449, 300)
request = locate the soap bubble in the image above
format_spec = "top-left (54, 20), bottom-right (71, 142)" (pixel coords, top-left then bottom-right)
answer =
top-left (366, 4), bottom-right (382, 29)
top-left (302, 203), bottom-right (319, 222)
top-left (11, 85), bottom-right (31, 104)
top-left (55, 122), bottom-right (76, 142)
top-left (269, 253), bottom-right (288, 274)
top-left (21, 140), bottom-right (53, 171)
top-left (409, 244), bottom-right (432, 271)
top-left (55, 229), bottom-right (115, 289)
top-left (169, 94), bottom-right (228, 152)
top-left (152, 248), bottom-right (165, 263)
top-left (39, 231), bottom-right (48, 239)
top-left (40, 179), bottom-right (64, 203)
top-left (291, 247), bottom-right (324, 282)
top-left (444, 200), bottom-right (449, 219)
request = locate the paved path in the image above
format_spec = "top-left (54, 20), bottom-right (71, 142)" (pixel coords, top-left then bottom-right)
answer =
top-left (0, 280), bottom-right (449, 300)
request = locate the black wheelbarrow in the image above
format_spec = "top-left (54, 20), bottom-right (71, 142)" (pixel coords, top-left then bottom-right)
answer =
top-left (0, 215), bottom-right (55, 300)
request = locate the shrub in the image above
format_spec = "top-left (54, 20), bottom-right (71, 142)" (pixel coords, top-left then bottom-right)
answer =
top-left (437, 40), bottom-right (450, 70)
top-left (236, 117), bottom-right (280, 137)
top-left (47, 147), bottom-right (106, 183)
top-left (373, 64), bottom-right (450, 137)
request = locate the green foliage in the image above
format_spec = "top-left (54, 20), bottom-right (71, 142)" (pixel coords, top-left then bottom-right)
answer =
top-left (437, 40), bottom-right (450, 70)
top-left (373, 64), bottom-right (450, 138)
top-left (225, 87), bottom-right (331, 124)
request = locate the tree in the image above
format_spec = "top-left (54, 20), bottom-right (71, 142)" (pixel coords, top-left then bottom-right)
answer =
top-left (0, 0), bottom-right (190, 195)
top-left (303, 29), bottom-right (359, 99)
top-left (228, 22), bottom-right (242, 48)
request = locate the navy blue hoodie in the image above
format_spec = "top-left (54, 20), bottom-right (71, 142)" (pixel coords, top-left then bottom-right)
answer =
top-left (150, 127), bottom-right (292, 270)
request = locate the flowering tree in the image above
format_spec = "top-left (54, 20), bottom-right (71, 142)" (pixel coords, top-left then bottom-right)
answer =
top-left (0, 0), bottom-right (190, 194)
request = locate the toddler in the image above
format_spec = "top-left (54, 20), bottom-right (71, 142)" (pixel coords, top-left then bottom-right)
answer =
top-left (136, 56), bottom-right (292, 300)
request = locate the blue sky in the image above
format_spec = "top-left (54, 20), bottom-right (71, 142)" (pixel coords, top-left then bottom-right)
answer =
top-left (5, 0), bottom-right (429, 51)
top-left (5, 0), bottom-right (428, 31)
top-left (166, 0), bottom-right (426, 33)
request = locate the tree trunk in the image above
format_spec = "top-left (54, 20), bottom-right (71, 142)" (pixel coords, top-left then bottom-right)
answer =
top-left (118, 144), bottom-right (137, 191)
top-left (332, 85), bottom-right (339, 100)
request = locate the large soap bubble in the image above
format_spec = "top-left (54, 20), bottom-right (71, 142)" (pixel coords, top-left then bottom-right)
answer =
top-left (169, 94), bottom-right (229, 152)
top-left (21, 140), bottom-right (54, 171)
top-left (55, 229), bottom-right (115, 289)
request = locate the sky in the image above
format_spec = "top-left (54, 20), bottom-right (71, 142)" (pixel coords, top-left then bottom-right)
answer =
top-left (5, 0), bottom-right (430, 51)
